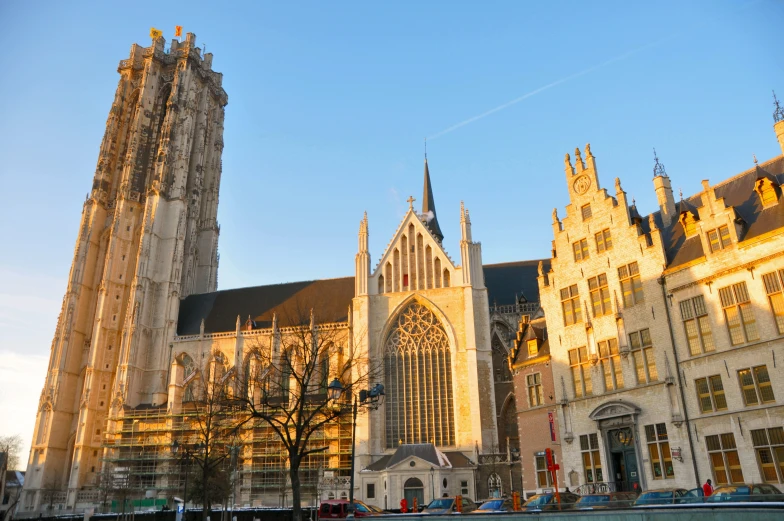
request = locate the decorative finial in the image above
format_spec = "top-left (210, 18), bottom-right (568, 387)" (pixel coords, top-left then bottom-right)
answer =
top-left (424, 137), bottom-right (427, 160)
top-left (407, 195), bottom-right (415, 210)
top-left (753, 154), bottom-right (758, 165)
top-left (552, 208), bottom-right (559, 223)
top-left (614, 177), bottom-right (622, 192)
top-left (632, 197), bottom-right (636, 207)
top-left (653, 148), bottom-right (667, 177)
top-left (679, 188), bottom-right (683, 201)
top-left (537, 260), bottom-right (544, 276)
top-left (773, 91), bottom-right (784, 123)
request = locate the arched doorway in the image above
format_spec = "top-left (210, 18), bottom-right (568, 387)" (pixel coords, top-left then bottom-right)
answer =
top-left (589, 401), bottom-right (644, 492)
top-left (403, 477), bottom-right (424, 509)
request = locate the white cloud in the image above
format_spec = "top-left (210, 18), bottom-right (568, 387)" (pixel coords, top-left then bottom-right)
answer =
top-left (0, 351), bottom-right (49, 470)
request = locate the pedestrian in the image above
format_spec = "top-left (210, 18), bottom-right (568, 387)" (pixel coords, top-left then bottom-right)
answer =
top-left (702, 479), bottom-right (714, 497)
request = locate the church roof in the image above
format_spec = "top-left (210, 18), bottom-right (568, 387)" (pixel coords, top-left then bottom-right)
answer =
top-left (362, 443), bottom-right (474, 471)
top-left (177, 260), bottom-right (548, 335)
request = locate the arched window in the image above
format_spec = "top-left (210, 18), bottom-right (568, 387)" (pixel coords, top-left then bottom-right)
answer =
top-left (384, 302), bottom-right (454, 448)
top-left (491, 333), bottom-right (511, 383)
top-left (180, 354), bottom-right (195, 379)
top-left (37, 405), bottom-right (51, 445)
top-left (488, 473), bottom-right (502, 498)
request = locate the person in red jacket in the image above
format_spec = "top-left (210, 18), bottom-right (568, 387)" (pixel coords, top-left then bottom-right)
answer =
top-left (702, 479), bottom-right (714, 497)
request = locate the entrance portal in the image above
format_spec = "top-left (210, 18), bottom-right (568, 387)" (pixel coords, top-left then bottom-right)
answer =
top-left (403, 477), bottom-right (424, 510)
top-left (607, 427), bottom-right (639, 492)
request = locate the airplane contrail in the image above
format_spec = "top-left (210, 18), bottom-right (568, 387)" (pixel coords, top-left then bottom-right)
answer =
top-left (427, 35), bottom-right (673, 140)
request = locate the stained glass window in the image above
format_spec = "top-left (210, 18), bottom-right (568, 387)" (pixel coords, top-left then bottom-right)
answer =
top-left (384, 303), bottom-right (454, 448)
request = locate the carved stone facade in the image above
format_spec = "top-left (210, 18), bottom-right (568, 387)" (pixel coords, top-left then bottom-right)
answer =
top-left (539, 114), bottom-right (784, 493)
top-left (22, 34), bottom-right (227, 511)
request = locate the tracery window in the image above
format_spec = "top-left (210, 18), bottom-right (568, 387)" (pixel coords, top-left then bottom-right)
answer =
top-left (384, 303), bottom-right (455, 448)
top-left (181, 354), bottom-right (195, 379)
top-left (488, 473), bottom-right (502, 498)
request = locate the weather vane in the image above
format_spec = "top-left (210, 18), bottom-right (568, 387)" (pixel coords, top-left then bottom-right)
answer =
top-left (653, 148), bottom-right (666, 177)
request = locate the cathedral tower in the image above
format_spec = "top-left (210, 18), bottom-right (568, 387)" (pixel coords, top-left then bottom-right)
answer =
top-left (24, 33), bottom-right (227, 508)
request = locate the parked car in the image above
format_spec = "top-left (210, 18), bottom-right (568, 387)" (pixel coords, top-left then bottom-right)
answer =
top-left (422, 496), bottom-right (478, 514)
top-left (706, 484), bottom-right (784, 502)
top-left (317, 499), bottom-right (379, 518)
top-left (475, 498), bottom-right (515, 513)
top-left (575, 492), bottom-right (637, 509)
top-left (522, 492), bottom-right (581, 511)
top-left (677, 488), bottom-right (705, 504)
top-left (633, 488), bottom-right (688, 506)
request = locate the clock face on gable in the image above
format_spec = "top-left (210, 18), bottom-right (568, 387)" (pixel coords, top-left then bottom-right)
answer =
top-left (573, 175), bottom-right (591, 195)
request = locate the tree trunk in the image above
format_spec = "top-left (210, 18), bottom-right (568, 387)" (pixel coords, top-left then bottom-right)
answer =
top-left (289, 457), bottom-right (302, 521)
top-left (202, 463), bottom-right (210, 521)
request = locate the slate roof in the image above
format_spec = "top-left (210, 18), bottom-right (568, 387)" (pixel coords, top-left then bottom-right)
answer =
top-left (177, 260), bottom-right (549, 335)
top-left (362, 444), bottom-right (474, 471)
top-left (646, 155), bottom-right (784, 269)
top-left (511, 317), bottom-right (550, 366)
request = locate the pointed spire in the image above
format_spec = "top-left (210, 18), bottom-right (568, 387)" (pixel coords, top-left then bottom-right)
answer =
top-left (422, 156), bottom-right (444, 242)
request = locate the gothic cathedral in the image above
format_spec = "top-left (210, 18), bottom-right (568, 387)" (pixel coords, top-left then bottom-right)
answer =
top-left (23, 35), bottom-right (538, 511)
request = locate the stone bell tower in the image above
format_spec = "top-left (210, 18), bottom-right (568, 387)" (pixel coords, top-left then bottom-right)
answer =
top-left (23, 33), bottom-right (228, 508)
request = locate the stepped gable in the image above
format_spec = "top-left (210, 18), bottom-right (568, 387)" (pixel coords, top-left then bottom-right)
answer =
top-left (178, 260), bottom-right (549, 335)
top-left (649, 155), bottom-right (784, 268)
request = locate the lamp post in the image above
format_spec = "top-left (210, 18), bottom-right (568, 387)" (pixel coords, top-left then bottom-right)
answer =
top-left (227, 444), bottom-right (241, 521)
top-left (327, 379), bottom-right (384, 519)
top-left (172, 441), bottom-right (204, 520)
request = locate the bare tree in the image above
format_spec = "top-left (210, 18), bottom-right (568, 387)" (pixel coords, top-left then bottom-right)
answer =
top-left (0, 434), bottom-right (23, 471)
top-left (233, 300), bottom-right (378, 521)
top-left (174, 354), bottom-right (240, 521)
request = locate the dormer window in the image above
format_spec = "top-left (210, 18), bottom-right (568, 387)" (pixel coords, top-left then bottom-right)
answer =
top-left (681, 213), bottom-right (698, 236)
top-left (527, 339), bottom-right (538, 356)
top-left (581, 204), bottom-right (592, 221)
top-left (707, 225), bottom-right (732, 253)
top-left (755, 178), bottom-right (779, 207)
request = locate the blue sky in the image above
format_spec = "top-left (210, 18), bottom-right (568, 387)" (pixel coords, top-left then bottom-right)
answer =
top-left (1, 0), bottom-right (783, 464)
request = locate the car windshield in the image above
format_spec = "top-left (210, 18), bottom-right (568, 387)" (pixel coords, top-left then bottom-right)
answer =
top-left (478, 500), bottom-right (503, 510)
top-left (426, 499), bottom-right (454, 509)
top-left (353, 501), bottom-right (370, 513)
top-left (524, 494), bottom-right (552, 507)
top-left (576, 495), bottom-right (610, 504)
top-left (639, 491), bottom-right (673, 500)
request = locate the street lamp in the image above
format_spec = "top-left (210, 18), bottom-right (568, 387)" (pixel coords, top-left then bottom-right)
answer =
top-left (171, 440), bottom-right (205, 519)
top-left (327, 379), bottom-right (384, 518)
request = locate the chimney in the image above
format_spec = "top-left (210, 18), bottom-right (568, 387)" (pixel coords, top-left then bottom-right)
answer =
top-left (774, 91), bottom-right (784, 155)
top-left (654, 175), bottom-right (676, 227)
top-left (775, 119), bottom-right (784, 156)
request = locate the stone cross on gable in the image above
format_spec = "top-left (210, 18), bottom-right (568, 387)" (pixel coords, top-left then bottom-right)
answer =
top-left (407, 195), bottom-right (416, 210)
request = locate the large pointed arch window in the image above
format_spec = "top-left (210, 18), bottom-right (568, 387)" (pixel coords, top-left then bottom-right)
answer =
top-left (384, 302), bottom-right (454, 448)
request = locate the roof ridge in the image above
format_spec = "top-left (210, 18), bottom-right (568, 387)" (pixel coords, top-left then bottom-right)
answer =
top-left (707, 155), bottom-right (782, 191)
